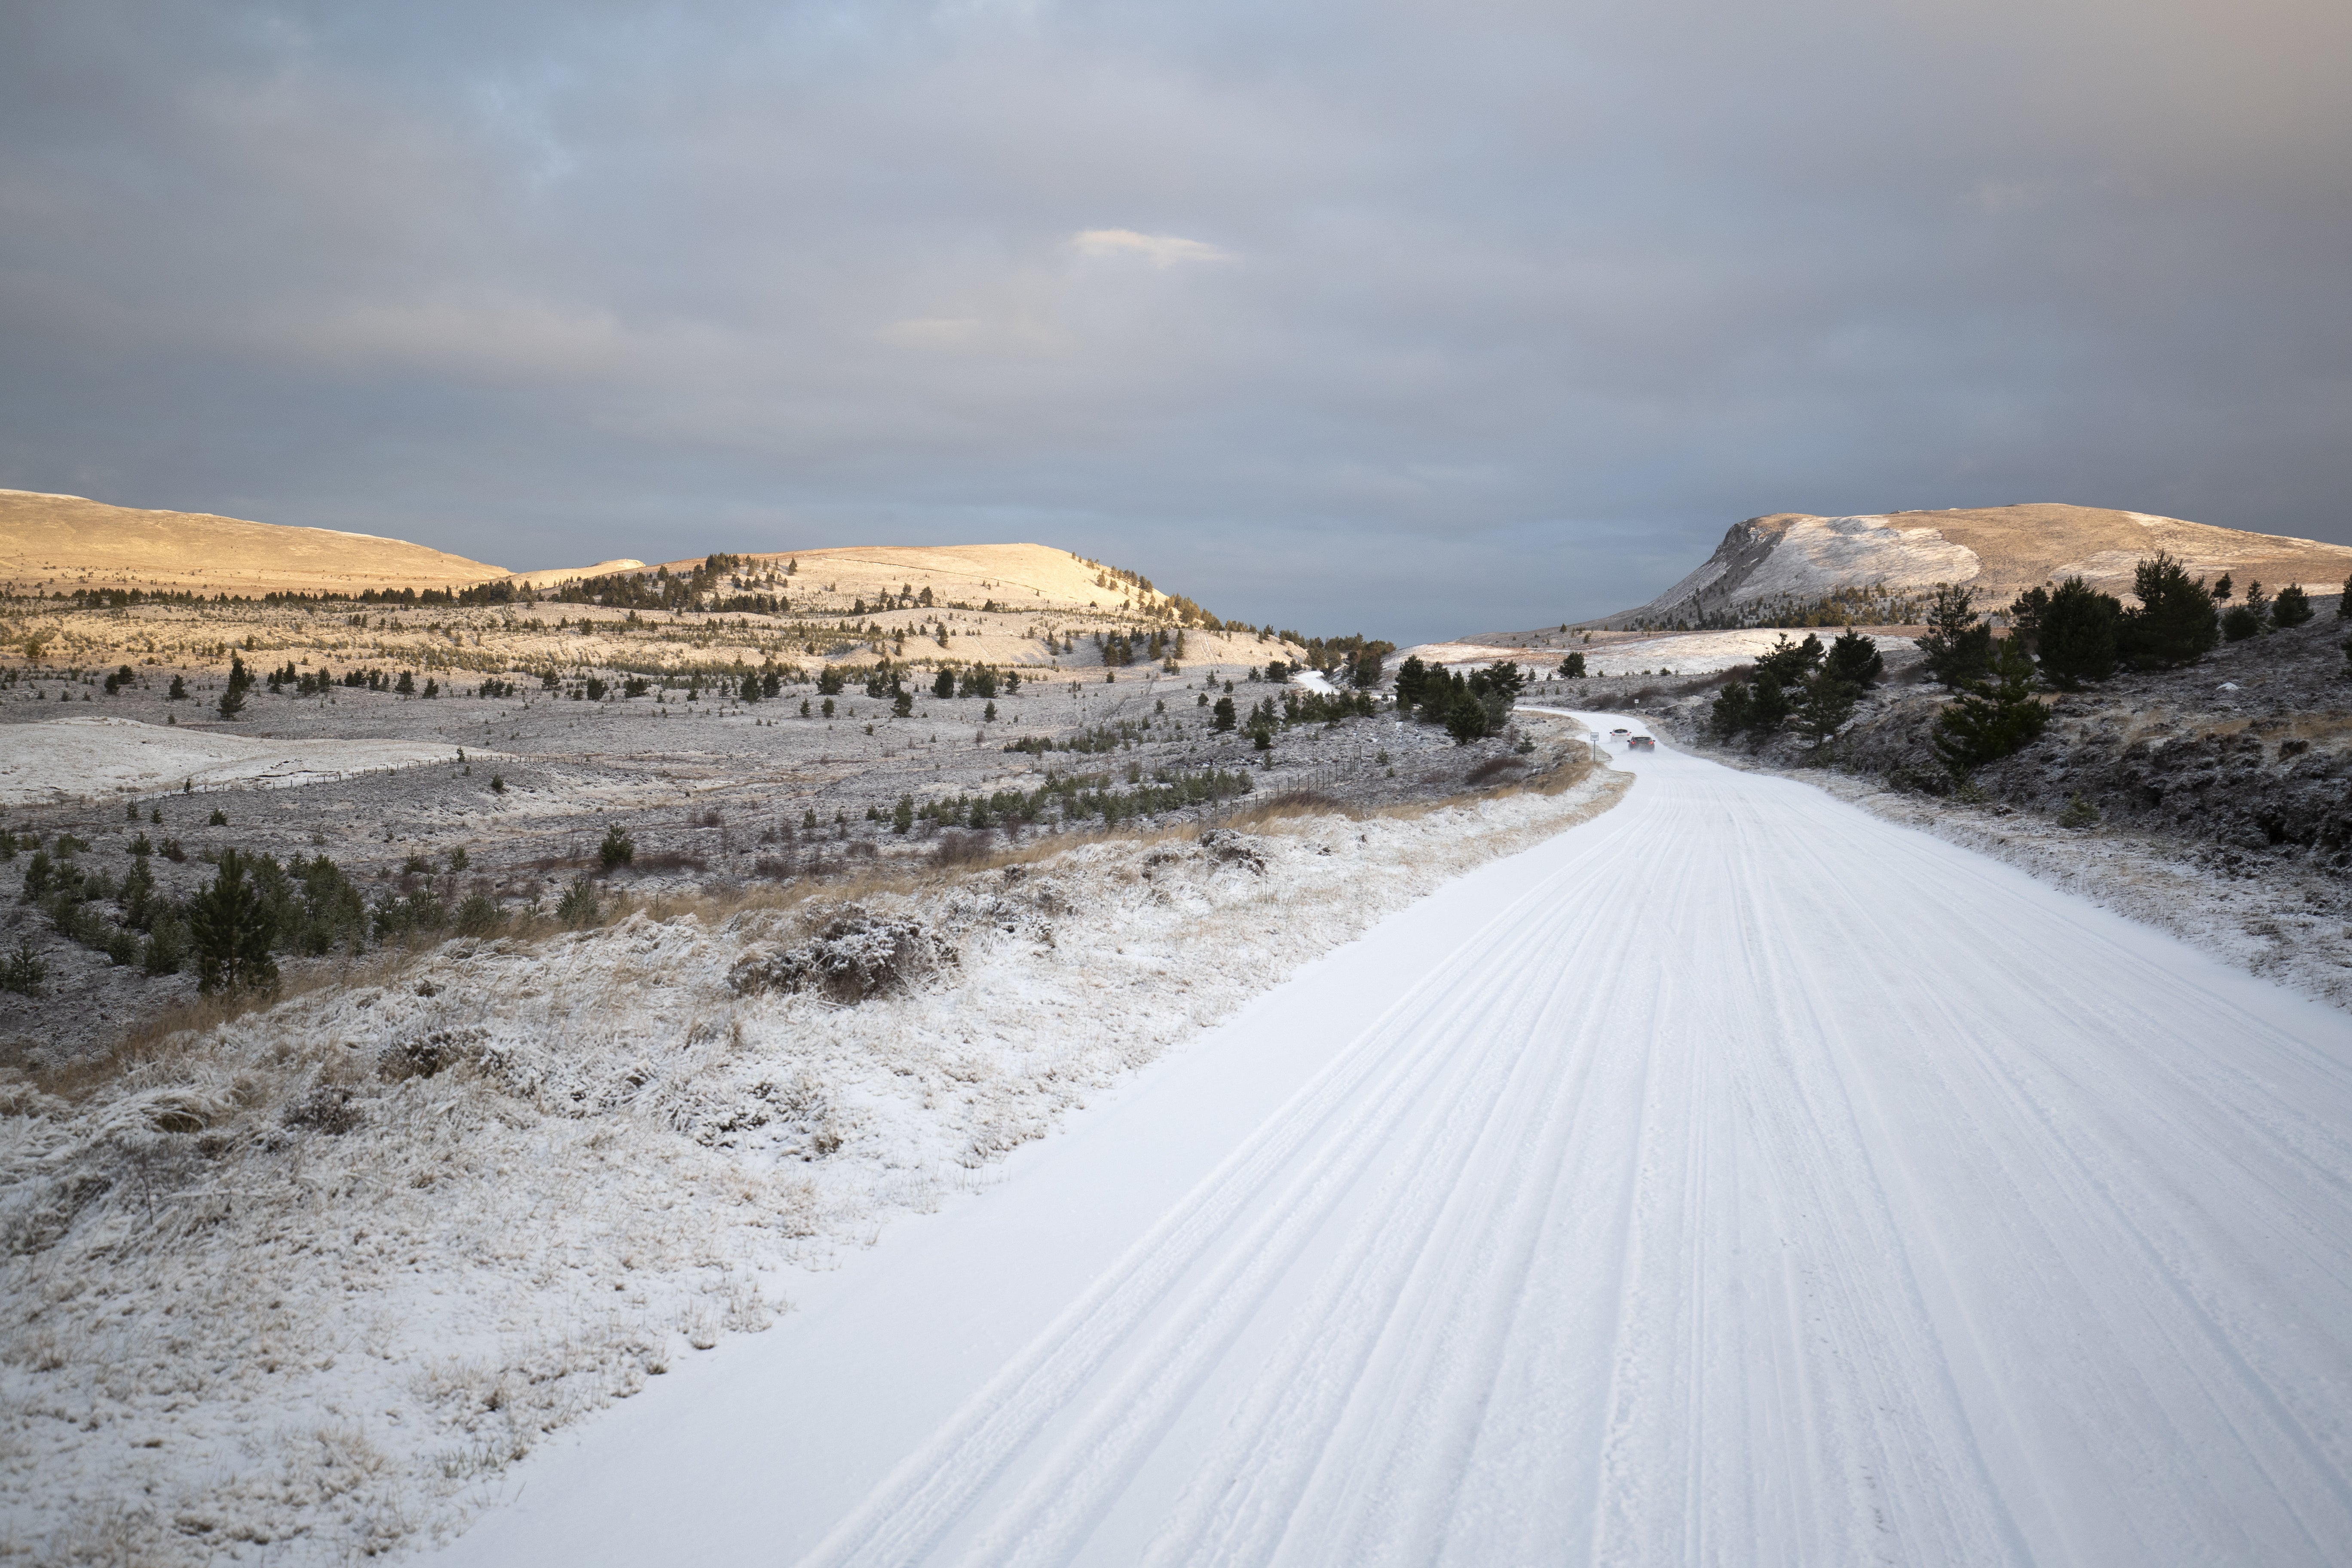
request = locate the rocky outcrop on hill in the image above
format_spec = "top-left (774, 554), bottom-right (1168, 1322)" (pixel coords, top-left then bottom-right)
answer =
top-left (1604, 504), bottom-right (2352, 631)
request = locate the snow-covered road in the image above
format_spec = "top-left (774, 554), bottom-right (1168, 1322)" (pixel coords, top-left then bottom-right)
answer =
top-left (431, 719), bottom-right (2352, 1567)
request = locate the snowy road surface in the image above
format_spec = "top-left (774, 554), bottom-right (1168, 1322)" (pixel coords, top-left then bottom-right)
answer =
top-left (431, 718), bottom-right (2352, 1567)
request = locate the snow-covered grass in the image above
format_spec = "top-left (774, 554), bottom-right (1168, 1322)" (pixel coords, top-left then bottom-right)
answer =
top-left (0, 716), bottom-right (467, 806)
top-left (0, 755), bottom-right (1625, 1563)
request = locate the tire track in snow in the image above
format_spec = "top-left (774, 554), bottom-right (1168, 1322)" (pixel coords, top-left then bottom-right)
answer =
top-left (793, 717), bottom-right (2352, 1568)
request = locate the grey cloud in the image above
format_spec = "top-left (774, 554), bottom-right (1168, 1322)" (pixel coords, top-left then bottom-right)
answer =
top-left (2, 0), bottom-right (2346, 640)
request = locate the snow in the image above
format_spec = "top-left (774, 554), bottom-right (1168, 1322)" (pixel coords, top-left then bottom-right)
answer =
top-left (1401, 629), bottom-right (1912, 680)
top-left (423, 717), bottom-right (2352, 1568)
top-left (1626, 513), bottom-right (1979, 619)
top-left (1735, 512), bottom-right (1978, 599)
top-left (0, 751), bottom-right (1627, 1562)
top-left (1571, 628), bottom-right (1911, 677)
top-left (0, 716), bottom-right (468, 805)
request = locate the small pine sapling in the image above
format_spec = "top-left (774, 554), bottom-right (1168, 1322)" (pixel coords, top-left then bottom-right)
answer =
top-left (556, 876), bottom-right (600, 927)
top-left (1932, 637), bottom-right (2049, 775)
top-left (1822, 629), bottom-right (1883, 688)
top-left (1789, 670), bottom-right (1859, 750)
top-left (1915, 585), bottom-right (1993, 686)
top-left (188, 849), bottom-right (279, 995)
top-left (0, 939), bottom-right (43, 997)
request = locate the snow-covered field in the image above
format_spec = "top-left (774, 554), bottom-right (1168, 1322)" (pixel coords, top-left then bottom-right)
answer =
top-left (0, 716), bottom-right (466, 806)
top-left (1406, 629), bottom-right (1911, 680)
top-left (425, 720), bottom-right (2352, 1568)
top-left (1569, 628), bottom-right (1912, 676)
top-left (0, 754), bottom-right (1625, 1563)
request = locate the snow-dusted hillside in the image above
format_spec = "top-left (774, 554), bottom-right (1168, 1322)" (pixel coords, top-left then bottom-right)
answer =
top-left (0, 716), bottom-right (469, 806)
top-left (1603, 502), bottom-right (2352, 628)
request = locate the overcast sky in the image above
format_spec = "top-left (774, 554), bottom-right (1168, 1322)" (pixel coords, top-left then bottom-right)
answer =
top-left (3, 1), bottom-right (2346, 642)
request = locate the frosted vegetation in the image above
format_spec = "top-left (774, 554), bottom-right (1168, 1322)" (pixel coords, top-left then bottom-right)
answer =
top-left (0, 755), bottom-right (1622, 1563)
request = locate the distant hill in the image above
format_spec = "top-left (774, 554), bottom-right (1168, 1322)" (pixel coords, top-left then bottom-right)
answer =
top-left (622, 542), bottom-right (1144, 618)
top-left (0, 490), bottom-right (509, 596)
top-left (0, 491), bottom-right (1204, 639)
top-left (0, 489), bottom-right (1197, 626)
top-left (1599, 503), bottom-right (2352, 629)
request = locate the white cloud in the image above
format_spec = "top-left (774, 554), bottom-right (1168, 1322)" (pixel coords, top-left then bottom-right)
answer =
top-left (1070, 229), bottom-right (1236, 267)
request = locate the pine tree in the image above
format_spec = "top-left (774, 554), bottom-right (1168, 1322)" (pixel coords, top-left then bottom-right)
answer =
top-left (1709, 680), bottom-right (1755, 739)
top-left (1445, 693), bottom-right (1489, 745)
top-left (2036, 576), bottom-right (2122, 689)
top-left (189, 849), bottom-right (278, 995)
top-left (1822, 628), bottom-right (1884, 687)
top-left (1754, 633), bottom-right (1824, 686)
top-left (2117, 551), bottom-right (2219, 669)
top-left (2272, 584), bottom-right (2313, 628)
top-left (1916, 585), bottom-right (1993, 685)
top-left (1746, 674), bottom-right (1792, 736)
top-left (1932, 637), bottom-right (2049, 775)
top-left (1789, 670), bottom-right (1858, 749)
top-left (2006, 586), bottom-right (2051, 652)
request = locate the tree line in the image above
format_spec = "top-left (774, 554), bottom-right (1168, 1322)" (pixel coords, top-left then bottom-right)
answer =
top-left (1710, 554), bottom-right (2343, 777)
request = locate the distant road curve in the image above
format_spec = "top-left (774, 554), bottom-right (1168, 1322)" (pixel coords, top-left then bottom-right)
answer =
top-left (436, 715), bottom-right (2352, 1568)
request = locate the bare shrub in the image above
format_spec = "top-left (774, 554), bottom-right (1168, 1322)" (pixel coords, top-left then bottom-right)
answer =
top-left (1197, 828), bottom-right (1268, 874)
top-left (283, 1082), bottom-right (361, 1134)
top-left (377, 1028), bottom-right (486, 1082)
top-left (728, 907), bottom-right (956, 1003)
top-left (1465, 755), bottom-right (1529, 787)
top-left (933, 829), bottom-right (994, 867)
top-left (631, 850), bottom-right (709, 875)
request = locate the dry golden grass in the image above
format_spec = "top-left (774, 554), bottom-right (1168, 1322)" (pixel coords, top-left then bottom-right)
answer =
top-left (0, 488), bottom-right (509, 596)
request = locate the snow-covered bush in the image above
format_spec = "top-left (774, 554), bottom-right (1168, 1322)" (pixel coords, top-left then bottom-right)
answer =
top-left (729, 907), bottom-right (956, 1004)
